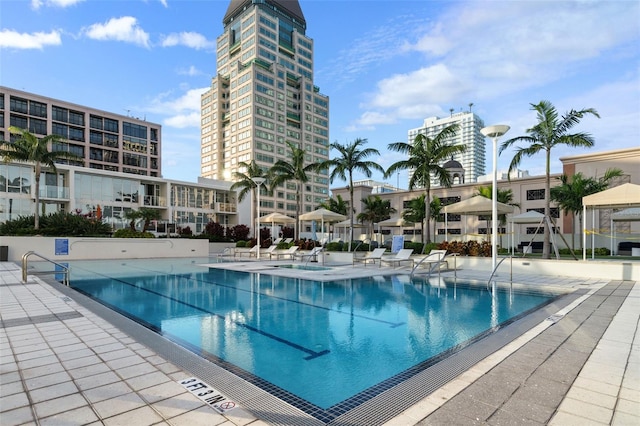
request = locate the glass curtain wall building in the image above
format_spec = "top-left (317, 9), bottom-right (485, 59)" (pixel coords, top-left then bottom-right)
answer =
top-left (200, 0), bottom-right (330, 219)
top-left (0, 87), bottom-right (162, 178)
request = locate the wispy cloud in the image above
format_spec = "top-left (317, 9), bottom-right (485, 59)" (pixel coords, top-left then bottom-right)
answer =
top-left (82, 16), bottom-right (150, 48)
top-left (160, 32), bottom-right (215, 50)
top-left (178, 65), bottom-right (203, 77)
top-left (31, 0), bottom-right (84, 10)
top-left (146, 87), bottom-right (207, 128)
top-left (345, 1), bottom-right (640, 130)
top-left (0, 29), bottom-right (62, 49)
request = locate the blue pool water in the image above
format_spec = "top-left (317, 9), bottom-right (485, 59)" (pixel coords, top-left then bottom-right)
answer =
top-left (59, 258), bottom-right (559, 412)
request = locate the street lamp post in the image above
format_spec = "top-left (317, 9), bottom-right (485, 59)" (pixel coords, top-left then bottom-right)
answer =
top-left (252, 177), bottom-right (266, 259)
top-left (481, 124), bottom-right (510, 273)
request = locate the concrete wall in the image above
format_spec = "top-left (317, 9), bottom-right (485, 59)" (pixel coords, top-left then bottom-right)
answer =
top-left (0, 237), bottom-right (209, 262)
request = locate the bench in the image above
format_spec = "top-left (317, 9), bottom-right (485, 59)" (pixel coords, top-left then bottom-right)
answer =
top-left (618, 242), bottom-right (640, 256)
top-left (518, 241), bottom-right (544, 253)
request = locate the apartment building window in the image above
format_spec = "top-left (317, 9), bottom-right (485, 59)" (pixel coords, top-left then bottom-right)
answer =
top-left (29, 101), bottom-right (47, 118)
top-left (526, 189), bottom-right (545, 200)
top-left (29, 118), bottom-right (47, 135)
top-left (527, 207), bottom-right (560, 218)
top-left (69, 110), bottom-right (84, 126)
top-left (439, 228), bottom-right (461, 235)
top-left (10, 97), bottom-right (28, 114)
top-left (10, 114), bottom-right (27, 129)
top-left (52, 106), bottom-right (68, 122)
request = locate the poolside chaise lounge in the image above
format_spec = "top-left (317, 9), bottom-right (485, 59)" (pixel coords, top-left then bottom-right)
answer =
top-left (353, 248), bottom-right (387, 267)
top-left (268, 245), bottom-right (299, 260)
top-left (235, 245), bottom-right (259, 258)
top-left (380, 249), bottom-right (414, 268)
top-left (283, 238), bottom-right (294, 244)
top-left (294, 246), bottom-right (323, 262)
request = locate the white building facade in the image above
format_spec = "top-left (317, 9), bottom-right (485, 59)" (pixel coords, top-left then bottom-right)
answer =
top-left (408, 111), bottom-right (486, 187)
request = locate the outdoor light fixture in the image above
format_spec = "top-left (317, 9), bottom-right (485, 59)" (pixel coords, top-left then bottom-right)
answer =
top-left (481, 124), bottom-right (510, 273)
top-left (252, 177), bottom-right (266, 259)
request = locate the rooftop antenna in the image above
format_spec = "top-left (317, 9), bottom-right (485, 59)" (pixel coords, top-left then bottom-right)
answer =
top-left (469, 102), bottom-right (474, 112)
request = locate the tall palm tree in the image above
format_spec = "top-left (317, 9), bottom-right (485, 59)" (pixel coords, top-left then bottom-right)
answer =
top-left (550, 168), bottom-right (623, 250)
top-left (311, 138), bottom-right (384, 250)
top-left (385, 124), bottom-right (465, 243)
top-left (317, 194), bottom-right (348, 216)
top-left (269, 141), bottom-right (316, 240)
top-left (475, 185), bottom-right (520, 248)
top-left (402, 194), bottom-right (425, 241)
top-left (499, 100), bottom-right (600, 259)
top-left (230, 160), bottom-right (268, 238)
top-left (357, 195), bottom-right (396, 244)
top-left (0, 126), bottom-right (84, 230)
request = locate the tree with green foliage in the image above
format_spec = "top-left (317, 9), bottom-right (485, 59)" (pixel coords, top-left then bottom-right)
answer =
top-left (311, 138), bottom-right (385, 249)
top-left (230, 160), bottom-right (269, 237)
top-left (269, 142), bottom-right (317, 240)
top-left (499, 100), bottom-right (600, 259)
top-left (317, 194), bottom-right (348, 216)
top-left (357, 195), bottom-right (396, 245)
top-left (385, 124), bottom-right (465, 243)
top-left (0, 126), bottom-right (84, 230)
top-left (550, 168), bottom-right (623, 250)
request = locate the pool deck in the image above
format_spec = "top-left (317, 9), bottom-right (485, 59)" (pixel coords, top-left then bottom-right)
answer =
top-left (1, 259), bottom-right (638, 426)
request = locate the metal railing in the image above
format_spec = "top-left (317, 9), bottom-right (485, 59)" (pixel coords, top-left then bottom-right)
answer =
top-left (488, 256), bottom-right (512, 287)
top-left (22, 251), bottom-right (70, 286)
top-left (411, 252), bottom-right (452, 278)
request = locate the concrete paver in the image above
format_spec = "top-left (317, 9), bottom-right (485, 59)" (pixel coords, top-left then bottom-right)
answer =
top-left (1, 261), bottom-right (638, 426)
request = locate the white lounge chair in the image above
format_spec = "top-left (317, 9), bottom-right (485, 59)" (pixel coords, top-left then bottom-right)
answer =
top-left (380, 249), bottom-right (414, 268)
top-left (272, 237), bottom-right (283, 245)
top-left (295, 246), bottom-right (323, 262)
top-left (268, 245), bottom-right (299, 260)
top-left (353, 248), bottom-right (387, 267)
top-left (283, 238), bottom-right (294, 244)
top-left (235, 245), bottom-right (259, 258)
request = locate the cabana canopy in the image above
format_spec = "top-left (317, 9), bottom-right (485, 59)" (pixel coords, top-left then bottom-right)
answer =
top-left (509, 210), bottom-right (545, 223)
top-left (583, 183), bottom-right (640, 209)
top-left (611, 208), bottom-right (640, 222)
top-left (582, 183), bottom-right (640, 259)
top-left (442, 196), bottom-right (516, 215)
top-left (376, 217), bottom-right (414, 227)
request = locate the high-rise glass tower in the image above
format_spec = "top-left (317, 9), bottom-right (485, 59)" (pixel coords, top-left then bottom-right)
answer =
top-left (407, 111), bottom-right (486, 186)
top-left (200, 0), bottom-right (330, 218)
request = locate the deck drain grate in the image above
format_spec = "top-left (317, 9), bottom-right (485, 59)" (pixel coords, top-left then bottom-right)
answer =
top-left (1, 311), bottom-right (83, 328)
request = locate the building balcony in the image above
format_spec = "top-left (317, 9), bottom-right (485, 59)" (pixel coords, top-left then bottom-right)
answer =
top-left (212, 202), bottom-right (236, 213)
top-left (39, 185), bottom-right (70, 200)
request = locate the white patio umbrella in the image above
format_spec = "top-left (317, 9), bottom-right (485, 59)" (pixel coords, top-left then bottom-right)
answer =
top-left (259, 212), bottom-right (296, 240)
top-left (299, 208), bottom-right (346, 241)
top-left (335, 218), bottom-right (367, 241)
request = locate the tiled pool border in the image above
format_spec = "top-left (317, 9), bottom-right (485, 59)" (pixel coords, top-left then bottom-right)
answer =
top-left (45, 275), bottom-right (587, 426)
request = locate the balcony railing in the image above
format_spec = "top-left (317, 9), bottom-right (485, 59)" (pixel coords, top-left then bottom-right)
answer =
top-left (39, 185), bottom-right (70, 199)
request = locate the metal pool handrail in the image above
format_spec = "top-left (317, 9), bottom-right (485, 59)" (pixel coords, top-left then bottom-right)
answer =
top-left (488, 256), bottom-right (512, 287)
top-left (21, 251), bottom-right (70, 286)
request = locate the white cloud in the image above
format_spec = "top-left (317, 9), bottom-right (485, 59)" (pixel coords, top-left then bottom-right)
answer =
top-left (0, 29), bottom-right (62, 49)
top-left (83, 16), bottom-right (150, 48)
top-left (31, 0), bottom-right (84, 10)
top-left (145, 87), bottom-right (207, 128)
top-left (178, 65), bottom-right (203, 77)
top-left (346, 0), bottom-right (640, 130)
top-left (161, 32), bottom-right (215, 50)
top-left (158, 0), bottom-right (168, 8)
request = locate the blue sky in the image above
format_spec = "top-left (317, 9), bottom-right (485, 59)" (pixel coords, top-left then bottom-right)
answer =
top-left (1, 0), bottom-right (639, 189)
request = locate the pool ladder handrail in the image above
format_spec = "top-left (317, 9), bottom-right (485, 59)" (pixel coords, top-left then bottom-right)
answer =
top-left (22, 251), bottom-right (70, 286)
top-left (487, 256), bottom-right (513, 288)
top-left (410, 251), bottom-right (452, 278)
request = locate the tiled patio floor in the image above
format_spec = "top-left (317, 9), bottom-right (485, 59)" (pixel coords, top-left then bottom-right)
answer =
top-left (1, 261), bottom-right (638, 425)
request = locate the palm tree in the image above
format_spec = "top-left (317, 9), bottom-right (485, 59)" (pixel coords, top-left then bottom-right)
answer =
top-left (550, 168), bottom-right (623, 250)
top-left (230, 160), bottom-right (268, 239)
top-left (429, 196), bottom-right (442, 241)
top-left (402, 194), bottom-right (425, 241)
top-left (317, 194), bottom-right (348, 216)
top-left (0, 126), bottom-right (84, 230)
top-left (499, 100), bottom-right (600, 259)
top-left (385, 124), bottom-right (465, 243)
top-left (311, 138), bottom-right (384, 250)
top-left (357, 195), bottom-right (396, 244)
top-left (475, 185), bottom-right (520, 248)
top-left (269, 142), bottom-right (316, 240)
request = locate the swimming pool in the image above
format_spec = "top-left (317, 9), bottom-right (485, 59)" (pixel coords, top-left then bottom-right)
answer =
top-left (57, 258), bottom-right (563, 421)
